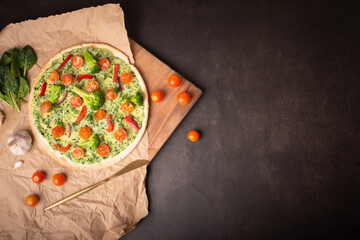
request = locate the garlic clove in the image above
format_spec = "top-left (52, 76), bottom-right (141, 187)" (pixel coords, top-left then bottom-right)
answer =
top-left (13, 160), bottom-right (24, 169)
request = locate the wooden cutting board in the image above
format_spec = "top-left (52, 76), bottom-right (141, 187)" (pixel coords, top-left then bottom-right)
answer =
top-left (130, 40), bottom-right (202, 160)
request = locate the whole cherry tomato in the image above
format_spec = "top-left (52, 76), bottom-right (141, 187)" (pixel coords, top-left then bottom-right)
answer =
top-left (168, 74), bottom-right (181, 87)
top-left (188, 130), bottom-right (200, 142)
top-left (151, 90), bottom-right (164, 103)
top-left (26, 195), bottom-right (39, 207)
top-left (177, 92), bottom-right (190, 105)
top-left (52, 173), bottom-right (66, 186)
top-left (32, 171), bottom-right (45, 184)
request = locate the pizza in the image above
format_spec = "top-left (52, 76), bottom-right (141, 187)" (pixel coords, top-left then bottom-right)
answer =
top-left (29, 43), bottom-right (148, 170)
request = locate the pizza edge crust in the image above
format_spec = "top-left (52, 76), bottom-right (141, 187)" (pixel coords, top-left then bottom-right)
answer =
top-left (28, 43), bottom-right (149, 170)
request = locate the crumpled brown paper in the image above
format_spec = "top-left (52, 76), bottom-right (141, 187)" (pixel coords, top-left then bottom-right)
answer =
top-left (0, 4), bottom-right (150, 240)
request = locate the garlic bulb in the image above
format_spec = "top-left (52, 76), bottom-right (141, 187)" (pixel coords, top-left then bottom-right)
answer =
top-left (7, 130), bottom-right (32, 155)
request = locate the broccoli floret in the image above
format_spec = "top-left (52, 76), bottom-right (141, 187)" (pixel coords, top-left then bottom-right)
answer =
top-left (49, 85), bottom-right (63, 104)
top-left (122, 92), bottom-right (144, 106)
top-left (73, 87), bottom-right (105, 110)
top-left (79, 134), bottom-right (99, 150)
top-left (83, 51), bottom-right (100, 74)
top-left (129, 92), bottom-right (144, 106)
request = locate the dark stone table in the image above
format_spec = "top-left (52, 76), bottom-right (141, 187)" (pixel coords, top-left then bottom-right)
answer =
top-left (1, 0), bottom-right (359, 239)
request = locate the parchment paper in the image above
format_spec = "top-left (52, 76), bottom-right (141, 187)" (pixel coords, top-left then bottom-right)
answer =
top-left (0, 4), bottom-right (150, 240)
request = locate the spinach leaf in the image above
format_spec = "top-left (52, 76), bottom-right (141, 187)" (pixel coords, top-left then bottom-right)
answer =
top-left (17, 76), bottom-right (30, 100)
top-left (0, 48), bottom-right (18, 65)
top-left (1, 66), bottom-right (20, 112)
top-left (10, 48), bottom-right (20, 78)
top-left (16, 45), bottom-right (37, 77)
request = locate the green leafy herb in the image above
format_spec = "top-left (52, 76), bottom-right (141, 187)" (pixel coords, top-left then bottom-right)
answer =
top-left (0, 45), bottom-right (37, 111)
top-left (16, 46), bottom-right (37, 78)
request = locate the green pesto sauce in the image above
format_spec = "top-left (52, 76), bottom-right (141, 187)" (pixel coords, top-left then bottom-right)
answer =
top-left (31, 47), bottom-right (145, 164)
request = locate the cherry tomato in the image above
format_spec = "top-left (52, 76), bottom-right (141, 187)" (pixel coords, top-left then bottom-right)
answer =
top-left (151, 90), bottom-right (164, 103)
top-left (97, 144), bottom-right (110, 157)
top-left (26, 195), bottom-right (39, 207)
top-left (168, 74), bottom-right (181, 87)
top-left (106, 89), bottom-right (117, 100)
top-left (95, 110), bottom-right (106, 120)
top-left (188, 130), bottom-right (200, 142)
top-left (177, 92), bottom-right (190, 105)
top-left (49, 71), bottom-right (60, 83)
top-left (32, 171), bottom-right (45, 184)
top-left (40, 101), bottom-right (53, 114)
top-left (114, 128), bottom-right (127, 142)
top-left (72, 55), bottom-right (84, 68)
top-left (79, 127), bottom-right (92, 140)
top-left (70, 96), bottom-right (82, 108)
top-left (98, 58), bottom-right (110, 70)
top-left (73, 147), bottom-right (85, 159)
top-left (86, 80), bottom-right (99, 92)
top-left (52, 126), bottom-right (65, 138)
top-left (52, 173), bottom-right (66, 186)
top-left (120, 102), bottom-right (134, 114)
top-left (62, 74), bottom-right (74, 86)
top-left (121, 72), bottom-right (133, 83)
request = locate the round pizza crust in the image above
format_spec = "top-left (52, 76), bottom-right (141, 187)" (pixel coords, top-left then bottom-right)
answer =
top-left (28, 43), bottom-right (148, 170)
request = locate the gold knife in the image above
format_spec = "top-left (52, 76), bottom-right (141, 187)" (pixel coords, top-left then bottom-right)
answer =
top-left (44, 159), bottom-right (149, 211)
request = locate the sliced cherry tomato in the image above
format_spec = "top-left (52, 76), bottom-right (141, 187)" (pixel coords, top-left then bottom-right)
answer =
top-left (177, 92), bottom-right (190, 105)
top-left (121, 72), bottom-right (132, 83)
top-left (94, 110), bottom-right (106, 120)
top-left (86, 80), bottom-right (99, 92)
top-left (52, 126), bottom-right (65, 138)
top-left (32, 172), bottom-right (45, 184)
top-left (98, 58), bottom-right (110, 70)
top-left (76, 106), bottom-right (86, 123)
top-left (58, 54), bottom-right (73, 69)
top-left (151, 90), bottom-right (164, 103)
top-left (54, 144), bottom-right (70, 152)
top-left (77, 74), bottom-right (93, 82)
top-left (52, 173), bottom-right (66, 186)
top-left (120, 102), bottom-right (134, 114)
top-left (73, 147), bottom-right (85, 159)
top-left (79, 126), bottom-right (92, 140)
top-left (114, 128), bottom-right (127, 142)
top-left (97, 144), bottom-right (110, 157)
top-left (106, 114), bottom-right (114, 133)
top-left (40, 101), bottom-right (53, 114)
top-left (62, 74), bottom-right (74, 86)
top-left (113, 64), bottom-right (119, 83)
top-left (106, 89), bottom-right (117, 100)
top-left (124, 115), bottom-right (140, 132)
top-left (72, 55), bottom-right (84, 68)
top-left (70, 96), bottom-right (82, 108)
top-left (26, 195), bottom-right (39, 207)
top-left (49, 71), bottom-right (60, 83)
top-left (188, 130), bottom-right (200, 142)
top-left (168, 74), bottom-right (182, 87)
top-left (38, 82), bottom-right (47, 97)
top-left (95, 110), bottom-right (106, 120)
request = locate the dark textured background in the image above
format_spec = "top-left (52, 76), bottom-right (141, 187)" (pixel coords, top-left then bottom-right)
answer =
top-left (1, 0), bottom-right (359, 239)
